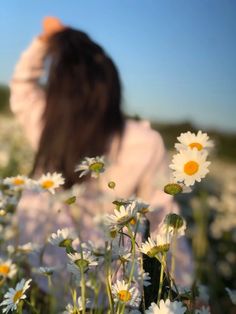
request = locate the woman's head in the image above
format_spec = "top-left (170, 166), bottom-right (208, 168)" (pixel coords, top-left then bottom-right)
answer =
top-left (33, 28), bottom-right (124, 188)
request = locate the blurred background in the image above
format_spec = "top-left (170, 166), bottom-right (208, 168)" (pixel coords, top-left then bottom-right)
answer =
top-left (0, 1), bottom-right (235, 313)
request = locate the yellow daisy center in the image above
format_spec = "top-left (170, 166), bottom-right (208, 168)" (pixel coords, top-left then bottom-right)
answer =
top-left (89, 162), bottom-right (104, 172)
top-left (129, 218), bottom-right (136, 225)
top-left (0, 264), bottom-right (10, 275)
top-left (189, 142), bottom-right (203, 151)
top-left (41, 180), bottom-right (54, 189)
top-left (118, 289), bottom-right (131, 302)
top-left (13, 290), bottom-right (23, 303)
top-left (184, 160), bottom-right (199, 175)
top-left (13, 178), bottom-right (25, 185)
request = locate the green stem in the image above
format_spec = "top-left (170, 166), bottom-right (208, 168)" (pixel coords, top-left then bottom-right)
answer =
top-left (71, 288), bottom-right (77, 305)
top-left (105, 242), bottom-right (114, 313)
top-left (17, 301), bottom-right (23, 314)
top-left (127, 225), bottom-right (136, 286)
top-left (119, 225), bottom-right (136, 314)
top-left (170, 229), bottom-right (177, 291)
top-left (139, 254), bottom-right (146, 313)
top-left (157, 253), bottom-right (165, 305)
top-left (25, 300), bottom-right (40, 314)
top-left (79, 248), bottom-right (86, 314)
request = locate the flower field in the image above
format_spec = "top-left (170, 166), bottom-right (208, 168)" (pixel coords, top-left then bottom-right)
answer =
top-left (0, 116), bottom-right (235, 313)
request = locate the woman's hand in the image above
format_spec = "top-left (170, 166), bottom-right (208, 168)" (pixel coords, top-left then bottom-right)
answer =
top-left (39, 16), bottom-right (66, 42)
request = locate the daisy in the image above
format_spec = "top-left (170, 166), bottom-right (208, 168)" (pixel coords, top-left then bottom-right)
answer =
top-left (145, 299), bottom-right (187, 314)
top-left (130, 262), bottom-right (151, 287)
top-left (142, 272), bottom-right (152, 287)
top-left (139, 234), bottom-right (171, 258)
top-left (105, 203), bottom-right (138, 228)
top-left (3, 175), bottom-right (31, 190)
top-left (175, 130), bottom-right (213, 152)
top-left (63, 297), bottom-right (90, 314)
top-left (37, 172), bottom-right (65, 194)
top-left (0, 278), bottom-right (32, 313)
top-left (16, 242), bottom-right (41, 254)
top-left (112, 280), bottom-right (141, 307)
top-left (0, 258), bottom-right (17, 279)
top-left (48, 228), bottom-right (76, 247)
top-left (68, 251), bottom-right (98, 270)
top-left (38, 266), bottom-right (56, 276)
top-left (75, 156), bottom-right (105, 178)
top-left (128, 199), bottom-right (150, 215)
top-left (169, 148), bottom-right (210, 186)
top-left (111, 245), bottom-right (132, 263)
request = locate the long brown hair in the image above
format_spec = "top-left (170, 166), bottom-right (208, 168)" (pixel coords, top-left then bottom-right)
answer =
top-left (32, 28), bottom-right (124, 188)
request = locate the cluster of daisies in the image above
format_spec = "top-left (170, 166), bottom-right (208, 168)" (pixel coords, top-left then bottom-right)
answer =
top-left (0, 131), bottom-right (217, 313)
top-left (2, 172), bottom-right (65, 195)
top-left (164, 131), bottom-right (212, 195)
top-left (1, 156), bottom-right (106, 197)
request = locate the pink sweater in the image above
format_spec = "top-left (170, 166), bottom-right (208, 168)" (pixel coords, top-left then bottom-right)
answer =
top-left (10, 38), bottom-right (193, 286)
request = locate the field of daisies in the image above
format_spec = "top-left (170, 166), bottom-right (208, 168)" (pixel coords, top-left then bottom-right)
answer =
top-left (0, 115), bottom-right (236, 314)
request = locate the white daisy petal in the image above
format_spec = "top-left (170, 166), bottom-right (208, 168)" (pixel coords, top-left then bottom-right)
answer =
top-left (145, 299), bottom-right (187, 314)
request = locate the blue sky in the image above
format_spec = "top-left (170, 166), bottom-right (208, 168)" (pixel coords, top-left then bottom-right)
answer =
top-left (1, 0), bottom-right (236, 133)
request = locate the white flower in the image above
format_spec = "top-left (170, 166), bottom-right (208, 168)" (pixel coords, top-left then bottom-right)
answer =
top-left (225, 287), bottom-right (236, 304)
top-left (16, 242), bottom-right (41, 254)
top-left (75, 156), bottom-right (105, 178)
top-left (48, 228), bottom-right (76, 247)
top-left (145, 299), bottom-right (187, 314)
top-left (37, 172), bottom-right (65, 194)
top-left (139, 237), bottom-right (158, 257)
top-left (68, 251), bottom-right (98, 270)
top-left (3, 175), bottom-right (31, 190)
top-left (0, 259), bottom-right (17, 279)
top-left (139, 234), bottom-right (171, 258)
top-left (105, 203), bottom-right (138, 228)
top-left (142, 272), bottom-right (152, 287)
top-left (170, 148), bottom-right (210, 187)
top-left (38, 266), bottom-right (56, 276)
top-left (111, 244), bottom-right (132, 263)
top-left (196, 306), bottom-right (211, 314)
top-left (175, 130), bottom-right (213, 152)
top-left (0, 278), bottom-right (32, 313)
top-left (132, 263), bottom-right (151, 287)
top-left (130, 199), bottom-right (150, 214)
top-left (112, 280), bottom-right (141, 307)
top-left (63, 297), bottom-right (90, 313)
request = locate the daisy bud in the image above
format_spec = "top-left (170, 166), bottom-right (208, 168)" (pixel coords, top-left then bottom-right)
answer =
top-left (108, 181), bottom-right (116, 189)
top-left (164, 213), bottom-right (184, 230)
top-left (164, 183), bottom-right (183, 195)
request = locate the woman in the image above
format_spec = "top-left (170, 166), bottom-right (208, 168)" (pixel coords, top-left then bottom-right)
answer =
top-left (10, 17), bottom-right (192, 287)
